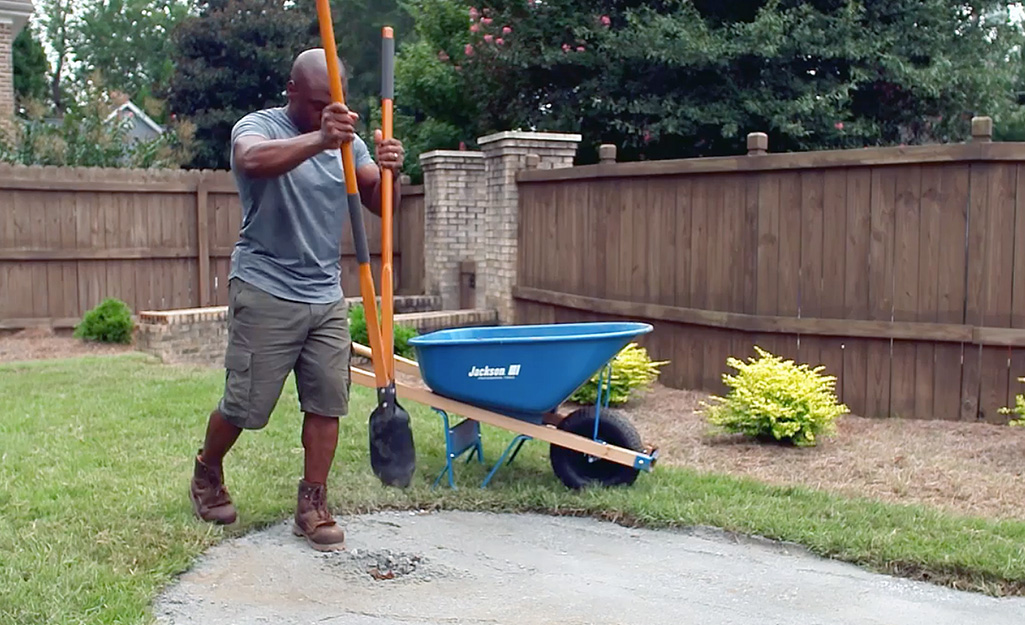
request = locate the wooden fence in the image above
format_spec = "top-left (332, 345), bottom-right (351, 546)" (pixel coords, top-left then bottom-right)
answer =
top-left (513, 136), bottom-right (1025, 423)
top-left (0, 165), bottom-right (425, 330)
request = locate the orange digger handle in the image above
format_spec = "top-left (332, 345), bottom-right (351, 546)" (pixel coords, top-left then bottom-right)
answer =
top-left (315, 0), bottom-right (387, 387)
top-left (381, 26), bottom-right (396, 381)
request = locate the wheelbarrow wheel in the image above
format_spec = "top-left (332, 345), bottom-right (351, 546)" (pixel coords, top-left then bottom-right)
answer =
top-left (549, 406), bottom-right (643, 490)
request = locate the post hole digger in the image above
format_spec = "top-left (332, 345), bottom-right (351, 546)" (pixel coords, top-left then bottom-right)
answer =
top-left (314, 2), bottom-right (416, 489)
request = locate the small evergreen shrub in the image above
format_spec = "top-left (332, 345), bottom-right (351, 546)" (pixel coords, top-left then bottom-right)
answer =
top-left (73, 298), bottom-right (134, 344)
top-left (998, 377), bottom-right (1025, 427)
top-left (348, 303), bottom-right (418, 360)
top-left (700, 346), bottom-right (849, 447)
top-left (569, 342), bottom-right (668, 406)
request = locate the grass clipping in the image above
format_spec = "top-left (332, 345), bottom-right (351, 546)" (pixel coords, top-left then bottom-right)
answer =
top-left (700, 346), bottom-right (849, 447)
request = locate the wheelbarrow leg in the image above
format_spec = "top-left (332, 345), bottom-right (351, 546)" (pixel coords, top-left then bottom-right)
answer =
top-left (431, 408), bottom-right (484, 490)
top-left (481, 434), bottom-right (532, 488)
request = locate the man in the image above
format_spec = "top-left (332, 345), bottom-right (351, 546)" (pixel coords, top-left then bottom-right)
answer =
top-left (188, 48), bottom-right (405, 553)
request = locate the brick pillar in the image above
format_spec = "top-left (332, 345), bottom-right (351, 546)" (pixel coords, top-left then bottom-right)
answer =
top-left (0, 20), bottom-right (13, 123)
top-left (419, 150), bottom-right (486, 310)
top-left (477, 131), bottom-right (581, 324)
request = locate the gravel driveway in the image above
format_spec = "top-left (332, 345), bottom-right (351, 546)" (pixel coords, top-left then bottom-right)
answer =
top-left (154, 510), bottom-right (1025, 625)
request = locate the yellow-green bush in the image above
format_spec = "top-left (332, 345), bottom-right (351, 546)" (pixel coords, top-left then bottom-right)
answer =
top-left (700, 346), bottom-right (849, 447)
top-left (999, 377), bottom-right (1025, 427)
top-left (569, 342), bottom-right (668, 406)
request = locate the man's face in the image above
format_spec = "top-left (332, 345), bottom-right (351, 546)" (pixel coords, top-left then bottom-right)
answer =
top-left (287, 73), bottom-right (344, 134)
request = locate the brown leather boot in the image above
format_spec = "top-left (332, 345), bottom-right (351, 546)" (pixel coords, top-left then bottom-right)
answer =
top-left (293, 479), bottom-right (346, 551)
top-left (189, 451), bottom-right (237, 525)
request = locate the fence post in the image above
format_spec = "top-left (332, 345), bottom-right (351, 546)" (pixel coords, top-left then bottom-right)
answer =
top-left (476, 130), bottom-right (582, 324)
top-left (747, 132), bottom-right (769, 155)
top-left (972, 116), bottom-right (993, 143)
top-left (195, 173), bottom-right (211, 307)
top-left (599, 144), bottom-right (617, 164)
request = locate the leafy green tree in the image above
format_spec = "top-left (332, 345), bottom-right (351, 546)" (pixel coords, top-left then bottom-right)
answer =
top-left (397, 0), bottom-right (1025, 165)
top-left (71, 0), bottom-right (193, 113)
top-left (12, 25), bottom-right (50, 106)
top-left (166, 0), bottom-right (313, 169)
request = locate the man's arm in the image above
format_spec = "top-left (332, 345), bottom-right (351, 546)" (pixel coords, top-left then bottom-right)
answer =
top-left (356, 163), bottom-right (402, 218)
top-left (233, 103), bottom-right (358, 179)
top-left (233, 132), bottom-right (326, 179)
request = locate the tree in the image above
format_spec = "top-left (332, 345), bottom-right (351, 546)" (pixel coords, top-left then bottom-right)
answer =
top-left (33, 0), bottom-right (79, 113)
top-left (12, 25), bottom-right (50, 106)
top-left (71, 0), bottom-right (193, 113)
top-left (399, 0), bottom-right (1025, 165)
top-left (166, 0), bottom-right (313, 169)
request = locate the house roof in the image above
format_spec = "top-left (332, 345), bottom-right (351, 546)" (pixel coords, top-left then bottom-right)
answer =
top-left (106, 100), bottom-right (165, 135)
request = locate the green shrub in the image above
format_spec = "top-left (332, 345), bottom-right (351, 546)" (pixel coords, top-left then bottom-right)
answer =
top-left (73, 298), bottom-right (134, 344)
top-left (347, 303), bottom-right (418, 360)
top-left (569, 342), bottom-right (668, 406)
top-left (999, 377), bottom-right (1025, 427)
top-left (700, 346), bottom-right (849, 447)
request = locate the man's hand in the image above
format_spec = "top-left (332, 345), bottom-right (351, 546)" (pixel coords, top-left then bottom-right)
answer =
top-left (319, 102), bottom-right (359, 150)
top-left (374, 129), bottom-right (405, 174)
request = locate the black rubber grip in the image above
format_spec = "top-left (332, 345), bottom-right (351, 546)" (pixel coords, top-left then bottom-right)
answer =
top-left (348, 192), bottom-right (371, 264)
top-left (381, 36), bottom-right (395, 99)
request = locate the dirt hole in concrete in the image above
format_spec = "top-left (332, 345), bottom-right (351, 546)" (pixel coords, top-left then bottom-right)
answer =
top-left (317, 548), bottom-right (438, 583)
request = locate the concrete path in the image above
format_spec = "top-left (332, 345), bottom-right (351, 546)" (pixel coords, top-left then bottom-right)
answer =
top-left (154, 510), bottom-right (1025, 625)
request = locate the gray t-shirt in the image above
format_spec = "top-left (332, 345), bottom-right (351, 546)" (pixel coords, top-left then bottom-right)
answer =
top-left (228, 106), bottom-right (374, 304)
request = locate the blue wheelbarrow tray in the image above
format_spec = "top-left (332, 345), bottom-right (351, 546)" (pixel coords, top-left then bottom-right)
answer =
top-left (349, 321), bottom-right (660, 489)
top-left (408, 322), bottom-right (653, 421)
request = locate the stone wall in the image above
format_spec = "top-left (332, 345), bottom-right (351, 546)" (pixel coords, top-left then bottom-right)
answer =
top-left (136, 308), bottom-right (229, 367)
top-left (0, 20), bottom-right (14, 123)
top-left (419, 132), bottom-right (581, 324)
top-left (136, 303), bottom-right (497, 368)
top-left (420, 151), bottom-right (486, 311)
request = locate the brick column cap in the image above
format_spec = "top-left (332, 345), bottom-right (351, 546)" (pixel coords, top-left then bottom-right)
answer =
top-left (420, 149), bottom-right (485, 170)
top-left (0, 0), bottom-right (36, 37)
top-left (477, 130), bottom-right (582, 146)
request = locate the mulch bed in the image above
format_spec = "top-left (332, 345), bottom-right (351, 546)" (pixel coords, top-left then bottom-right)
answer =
top-left (0, 327), bottom-right (135, 363)
top-left (619, 383), bottom-right (1025, 522)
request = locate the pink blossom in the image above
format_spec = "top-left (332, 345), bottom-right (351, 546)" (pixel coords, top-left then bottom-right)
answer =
top-left (469, 7), bottom-right (478, 19)
top-left (459, 141), bottom-right (467, 150)
top-left (601, 15), bottom-right (611, 26)
top-left (503, 26), bottom-right (512, 34)
top-left (643, 130), bottom-right (652, 143)
top-left (482, 17), bottom-right (492, 25)
top-left (576, 46), bottom-right (585, 52)
top-left (496, 37), bottom-right (504, 45)
top-left (438, 50), bottom-right (450, 61)
top-left (835, 122), bottom-right (844, 130)
top-left (465, 44), bottom-right (474, 56)
top-left (471, 23), bottom-right (480, 32)
top-left (562, 43), bottom-right (571, 52)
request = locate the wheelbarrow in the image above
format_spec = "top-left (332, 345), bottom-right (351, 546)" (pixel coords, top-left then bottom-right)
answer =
top-left (349, 321), bottom-right (660, 490)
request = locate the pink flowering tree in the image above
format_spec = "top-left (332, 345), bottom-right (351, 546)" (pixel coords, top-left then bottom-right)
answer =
top-left (396, 0), bottom-right (1025, 168)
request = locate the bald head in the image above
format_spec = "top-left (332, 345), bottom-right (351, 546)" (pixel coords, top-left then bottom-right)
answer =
top-left (286, 48), bottom-right (348, 133)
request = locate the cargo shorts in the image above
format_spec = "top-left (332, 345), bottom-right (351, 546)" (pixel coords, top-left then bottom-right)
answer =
top-left (217, 278), bottom-right (351, 430)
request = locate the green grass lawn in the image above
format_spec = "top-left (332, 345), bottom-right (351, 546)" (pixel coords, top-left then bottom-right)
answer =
top-left (2, 353), bottom-right (1025, 624)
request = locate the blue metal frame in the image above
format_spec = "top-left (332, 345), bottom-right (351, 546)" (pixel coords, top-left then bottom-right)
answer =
top-left (481, 434), bottom-right (531, 488)
top-left (431, 408), bottom-right (484, 489)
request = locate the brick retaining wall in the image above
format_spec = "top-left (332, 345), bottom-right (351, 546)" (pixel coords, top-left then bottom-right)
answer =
top-left (137, 305), bottom-right (498, 367)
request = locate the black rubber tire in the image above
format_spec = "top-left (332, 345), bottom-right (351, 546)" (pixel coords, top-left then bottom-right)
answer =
top-left (549, 406), bottom-right (644, 490)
